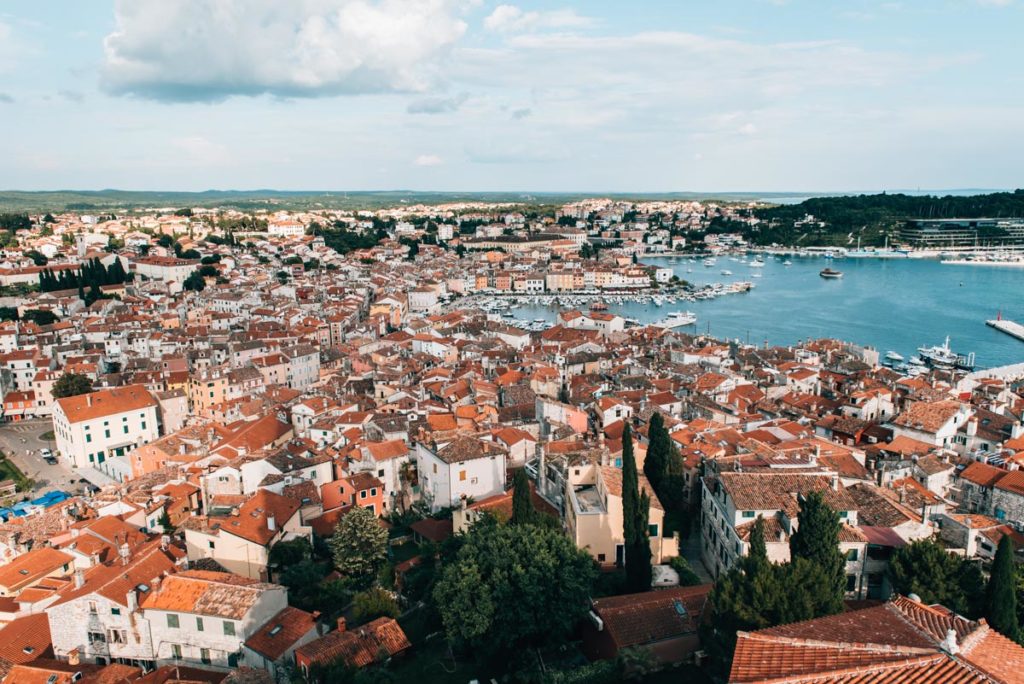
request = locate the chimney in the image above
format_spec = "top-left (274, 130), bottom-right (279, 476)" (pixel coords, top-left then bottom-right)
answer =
top-left (966, 418), bottom-right (978, 437)
top-left (68, 648), bottom-right (80, 666)
top-left (119, 543), bottom-right (131, 566)
top-left (941, 628), bottom-right (959, 654)
top-left (336, 617), bottom-right (347, 633)
top-left (74, 570), bottom-right (85, 589)
top-left (152, 576), bottom-right (162, 592)
top-left (126, 589), bottom-right (137, 612)
top-left (267, 514), bottom-right (276, 532)
top-left (86, 394), bottom-right (92, 407)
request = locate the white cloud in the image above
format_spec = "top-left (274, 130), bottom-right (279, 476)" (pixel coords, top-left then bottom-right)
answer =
top-left (413, 154), bottom-right (443, 166)
top-left (102, 0), bottom-right (470, 101)
top-left (738, 123), bottom-right (758, 136)
top-left (483, 5), bottom-right (593, 33)
top-left (173, 136), bottom-right (229, 165)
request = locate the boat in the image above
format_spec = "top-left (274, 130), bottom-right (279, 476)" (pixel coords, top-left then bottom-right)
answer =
top-left (819, 268), bottom-right (843, 279)
top-left (590, 301), bottom-right (608, 311)
top-left (652, 311), bottom-right (698, 329)
top-left (885, 351), bottom-right (904, 362)
top-left (703, 258), bottom-right (716, 267)
top-left (783, 260), bottom-right (792, 266)
top-left (749, 258), bottom-right (765, 268)
top-left (721, 269), bottom-right (733, 276)
top-left (917, 336), bottom-right (975, 370)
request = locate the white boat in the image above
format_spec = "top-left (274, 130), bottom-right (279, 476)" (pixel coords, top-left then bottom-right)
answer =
top-left (783, 260), bottom-right (792, 266)
top-left (917, 336), bottom-right (975, 370)
top-left (651, 311), bottom-right (698, 329)
top-left (907, 357), bottom-right (925, 366)
top-left (885, 351), bottom-right (904, 362)
top-left (703, 258), bottom-right (716, 267)
top-left (752, 273), bottom-right (762, 278)
top-left (721, 269), bottom-right (733, 276)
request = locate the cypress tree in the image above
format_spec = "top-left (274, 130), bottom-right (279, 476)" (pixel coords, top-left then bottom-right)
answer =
top-left (510, 468), bottom-right (535, 526)
top-left (644, 412), bottom-right (669, 489)
top-left (77, 283), bottom-right (85, 301)
top-left (789, 490), bottom-right (845, 615)
top-left (986, 536), bottom-right (1019, 640)
top-left (622, 424), bottom-right (652, 592)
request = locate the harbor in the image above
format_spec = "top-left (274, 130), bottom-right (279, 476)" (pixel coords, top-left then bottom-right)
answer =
top-left (491, 253), bottom-right (1024, 368)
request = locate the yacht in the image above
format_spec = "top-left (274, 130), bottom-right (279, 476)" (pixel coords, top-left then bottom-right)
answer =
top-left (783, 260), bottom-right (792, 266)
top-left (819, 268), bottom-right (843, 279)
top-left (884, 351), bottom-right (905, 362)
top-left (652, 311), bottom-right (698, 329)
top-left (721, 269), bottom-right (733, 276)
top-left (750, 257), bottom-right (765, 268)
top-left (703, 258), bottom-right (717, 267)
top-left (917, 337), bottom-right (975, 371)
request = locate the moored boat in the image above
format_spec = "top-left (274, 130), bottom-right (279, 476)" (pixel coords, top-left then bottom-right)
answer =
top-left (819, 268), bottom-right (843, 279)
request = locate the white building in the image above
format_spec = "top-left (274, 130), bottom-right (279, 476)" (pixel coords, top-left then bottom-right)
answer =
top-left (283, 345), bottom-right (320, 391)
top-left (51, 385), bottom-right (161, 469)
top-left (141, 570), bottom-right (294, 669)
top-left (415, 435), bottom-right (507, 512)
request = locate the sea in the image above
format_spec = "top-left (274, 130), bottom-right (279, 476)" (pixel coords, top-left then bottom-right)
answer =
top-left (507, 255), bottom-right (1024, 369)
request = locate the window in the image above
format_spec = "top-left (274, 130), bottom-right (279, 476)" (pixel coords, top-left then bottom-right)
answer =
top-left (167, 614), bottom-right (179, 629)
top-left (104, 429), bottom-right (110, 438)
top-left (111, 607), bottom-right (121, 616)
top-left (742, 511), bottom-right (755, 518)
top-left (107, 629), bottom-right (127, 644)
top-left (846, 548), bottom-right (859, 561)
top-left (124, 426), bottom-right (129, 434)
top-left (88, 631), bottom-right (105, 645)
top-left (89, 601), bottom-right (98, 614)
top-left (201, 648), bottom-right (211, 665)
top-left (597, 554), bottom-right (606, 562)
top-left (432, 463), bottom-right (437, 474)
top-left (846, 575), bottom-right (857, 592)
top-left (197, 617), bottom-right (204, 631)
top-left (141, 421), bottom-right (147, 430)
top-left (208, 541), bottom-right (215, 549)
top-left (223, 621), bottom-right (235, 636)
top-left (378, 469), bottom-right (385, 477)
top-left (171, 644), bottom-right (182, 660)
top-left (359, 490), bottom-right (366, 499)
top-left (459, 470), bottom-right (467, 482)
top-left (86, 434), bottom-right (92, 443)
top-left (648, 524), bottom-right (659, 537)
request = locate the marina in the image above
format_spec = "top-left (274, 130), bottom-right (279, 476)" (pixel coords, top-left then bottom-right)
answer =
top-left (492, 253), bottom-right (1024, 368)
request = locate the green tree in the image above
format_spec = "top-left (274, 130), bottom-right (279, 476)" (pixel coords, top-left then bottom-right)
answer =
top-left (156, 233), bottom-right (174, 248)
top-left (352, 587), bottom-right (400, 623)
top-left (183, 271), bottom-right (206, 291)
top-left (433, 522), bottom-right (596, 663)
top-left (51, 373), bottom-right (93, 398)
top-left (986, 536), bottom-right (1019, 640)
top-left (329, 506), bottom-right (389, 586)
top-left (22, 309), bottom-right (59, 326)
top-left (0, 307), bottom-right (18, 321)
top-left (889, 538), bottom-right (982, 617)
top-left (510, 468), bottom-right (535, 526)
top-left (789, 491), bottom-right (845, 615)
top-left (643, 412), bottom-right (668, 489)
top-left (621, 424), bottom-right (652, 592)
top-left (157, 509), bottom-right (174, 535)
top-left (24, 250), bottom-right (48, 266)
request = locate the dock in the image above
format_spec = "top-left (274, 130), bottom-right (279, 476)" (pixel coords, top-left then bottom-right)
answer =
top-left (986, 318), bottom-right (1024, 343)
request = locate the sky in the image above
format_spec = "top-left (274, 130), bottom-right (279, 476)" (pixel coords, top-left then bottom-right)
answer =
top-left (0, 0), bottom-right (1022, 193)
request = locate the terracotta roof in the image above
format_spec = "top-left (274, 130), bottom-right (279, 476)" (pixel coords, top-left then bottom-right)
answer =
top-left (0, 548), bottom-right (72, 592)
top-left (55, 384), bottom-right (157, 423)
top-left (140, 570), bottom-right (275, 619)
top-left (216, 490), bottom-right (301, 546)
top-left (243, 606), bottom-right (318, 661)
top-left (0, 613), bottom-right (52, 671)
top-left (295, 617), bottom-right (410, 668)
top-left (599, 465), bottom-right (663, 510)
top-left (729, 596), bottom-right (1024, 683)
top-left (959, 461), bottom-right (1008, 488)
top-left (591, 585), bottom-right (711, 649)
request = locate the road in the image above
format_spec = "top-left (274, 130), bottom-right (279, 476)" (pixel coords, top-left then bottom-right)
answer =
top-left (0, 419), bottom-right (80, 495)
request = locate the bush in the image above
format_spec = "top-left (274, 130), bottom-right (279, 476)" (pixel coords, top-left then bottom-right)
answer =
top-left (669, 556), bottom-right (704, 586)
top-left (352, 587), bottom-right (400, 623)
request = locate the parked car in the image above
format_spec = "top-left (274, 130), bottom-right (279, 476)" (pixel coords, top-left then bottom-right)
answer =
top-left (40, 448), bottom-right (57, 464)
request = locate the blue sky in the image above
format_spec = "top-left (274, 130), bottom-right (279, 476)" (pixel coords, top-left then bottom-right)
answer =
top-left (1, 0), bottom-right (1021, 192)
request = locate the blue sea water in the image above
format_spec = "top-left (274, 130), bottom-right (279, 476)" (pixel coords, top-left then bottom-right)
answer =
top-left (510, 255), bottom-right (1024, 369)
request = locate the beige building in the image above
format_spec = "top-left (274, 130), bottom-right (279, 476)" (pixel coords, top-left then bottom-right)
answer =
top-left (565, 464), bottom-right (677, 567)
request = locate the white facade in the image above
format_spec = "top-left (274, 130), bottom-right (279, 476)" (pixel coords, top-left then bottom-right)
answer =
top-left (415, 442), bottom-right (507, 512)
top-left (52, 390), bottom-right (161, 469)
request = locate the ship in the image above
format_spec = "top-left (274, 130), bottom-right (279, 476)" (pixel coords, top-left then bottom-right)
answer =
top-left (819, 268), bottom-right (843, 279)
top-left (884, 351), bottom-right (905, 362)
top-left (651, 311), bottom-right (698, 329)
top-left (917, 336), bottom-right (975, 371)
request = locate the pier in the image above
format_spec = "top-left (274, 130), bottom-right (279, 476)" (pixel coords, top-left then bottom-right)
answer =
top-left (986, 318), bottom-right (1024, 343)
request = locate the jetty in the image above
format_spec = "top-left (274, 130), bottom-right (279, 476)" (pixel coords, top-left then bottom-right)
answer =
top-left (986, 317), bottom-right (1024, 343)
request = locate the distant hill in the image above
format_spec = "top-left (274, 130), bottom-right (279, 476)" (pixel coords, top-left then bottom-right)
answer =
top-left (0, 189), bottom-right (820, 213)
top-left (745, 190), bottom-right (1024, 247)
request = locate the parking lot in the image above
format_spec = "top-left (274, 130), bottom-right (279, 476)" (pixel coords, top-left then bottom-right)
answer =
top-left (0, 419), bottom-right (82, 495)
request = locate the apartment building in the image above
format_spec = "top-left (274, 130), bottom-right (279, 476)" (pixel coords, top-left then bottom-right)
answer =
top-left (52, 385), bottom-right (161, 468)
